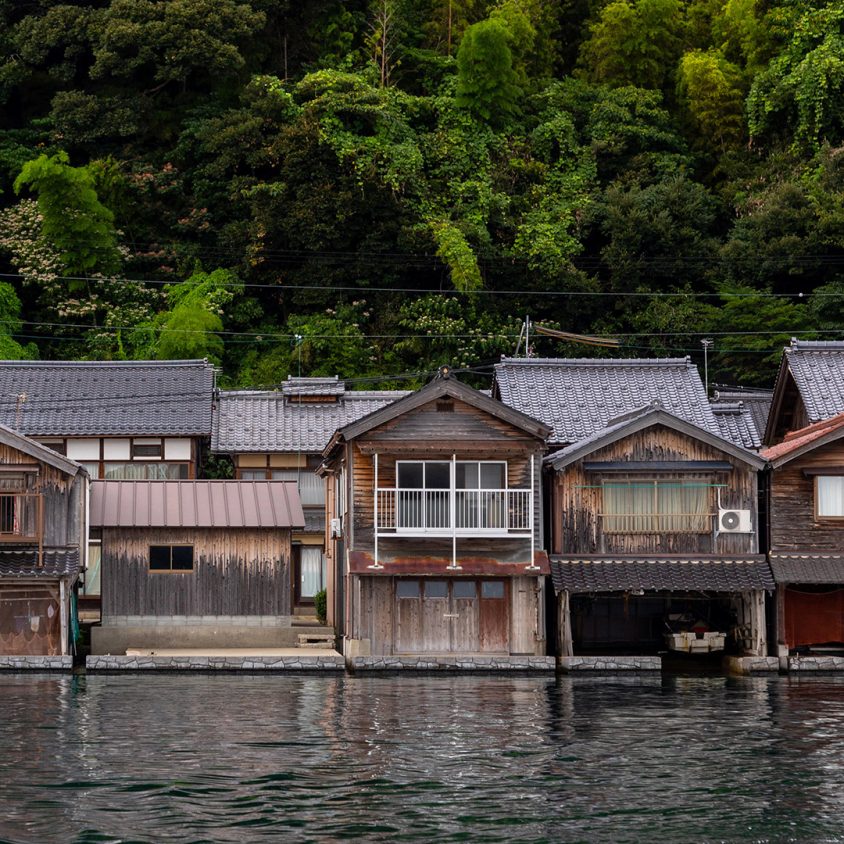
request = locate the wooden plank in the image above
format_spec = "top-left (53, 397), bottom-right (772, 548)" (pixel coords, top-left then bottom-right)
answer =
top-left (479, 579), bottom-right (509, 653)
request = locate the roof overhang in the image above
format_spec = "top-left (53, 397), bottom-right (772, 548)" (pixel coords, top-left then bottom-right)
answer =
top-left (544, 407), bottom-right (766, 472)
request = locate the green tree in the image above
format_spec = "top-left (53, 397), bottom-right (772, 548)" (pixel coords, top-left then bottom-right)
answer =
top-left (579, 0), bottom-right (685, 91)
top-left (14, 151), bottom-right (122, 276)
top-left (455, 18), bottom-right (521, 126)
top-left (676, 50), bottom-right (745, 151)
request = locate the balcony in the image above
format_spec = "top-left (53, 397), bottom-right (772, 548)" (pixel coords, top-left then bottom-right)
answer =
top-left (376, 488), bottom-right (532, 537)
top-left (0, 492), bottom-right (44, 544)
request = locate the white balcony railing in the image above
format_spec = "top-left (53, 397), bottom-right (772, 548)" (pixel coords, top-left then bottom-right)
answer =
top-left (377, 488), bottom-right (531, 535)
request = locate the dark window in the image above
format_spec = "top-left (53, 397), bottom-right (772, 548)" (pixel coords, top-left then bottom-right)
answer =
top-left (149, 545), bottom-right (194, 572)
top-left (453, 581), bottom-right (477, 599)
top-left (482, 581), bottom-right (505, 599)
top-left (396, 580), bottom-right (420, 598)
top-left (40, 440), bottom-right (66, 456)
top-left (426, 580), bottom-right (448, 598)
top-left (133, 442), bottom-right (163, 458)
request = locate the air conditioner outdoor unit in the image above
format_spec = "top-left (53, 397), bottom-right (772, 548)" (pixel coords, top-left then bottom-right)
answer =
top-left (330, 518), bottom-right (343, 538)
top-left (718, 509), bottom-right (752, 533)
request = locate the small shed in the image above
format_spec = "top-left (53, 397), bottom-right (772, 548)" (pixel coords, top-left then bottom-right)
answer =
top-left (89, 480), bottom-right (305, 654)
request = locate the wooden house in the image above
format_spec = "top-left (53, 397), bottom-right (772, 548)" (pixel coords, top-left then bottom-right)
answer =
top-left (493, 356), bottom-right (772, 658)
top-left (211, 378), bottom-right (406, 621)
top-left (0, 359), bottom-right (216, 613)
top-left (544, 403), bottom-right (771, 656)
top-left (762, 413), bottom-right (844, 653)
top-left (88, 480), bottom-right (305, 654)
top-left (320, 368), bottom-right (551, 659)
top-left (764, 340), bottom-right (844, 444)
top-left (0, 424), bottom-right (87, 657)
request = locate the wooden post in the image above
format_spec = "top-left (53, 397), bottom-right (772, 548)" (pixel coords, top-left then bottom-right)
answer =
top-left (526, 453), bottom-right (539, 570)
top-left (370, 453), bottom-right (381, 569)
top-left (754, 589), bottom-right (767, 657)
top-left (558, 590), bottom-right (573, 657)
top-left (448, 453), bottom-right (460, 569)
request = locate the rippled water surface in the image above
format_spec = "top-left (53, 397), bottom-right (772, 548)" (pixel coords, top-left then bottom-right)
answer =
top-left (2, 673), bottom-right (844, 842)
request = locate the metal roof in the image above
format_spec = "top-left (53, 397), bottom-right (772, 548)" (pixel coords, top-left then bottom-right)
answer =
top-left (494, 357), bottom-right (721, 446)
top-left (90, 481), bottom-right (305, 529)
top-left (0, 360), bottom-right (215, 436)
top-left (770, 554), bottom-right (844, 584)
top-left (0, 548), bottom-right (79, 579)
top-left (212, 388), bottom-right (409, 453)
top-left (550, 555), bottom-right (774, 593)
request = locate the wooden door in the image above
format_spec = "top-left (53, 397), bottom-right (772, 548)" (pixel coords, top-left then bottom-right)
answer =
top-left (395, 579), bottom-right (424, 653)
top-left (479, 579), bottom-right (509, 653)
top-left (451, 580), bottom-right (480, 652)
top-left (421, 580), bottom-right (450, 653)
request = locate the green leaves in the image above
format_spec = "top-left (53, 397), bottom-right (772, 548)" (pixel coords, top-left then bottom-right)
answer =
top-left (14, 151), bottom-right (121, 277)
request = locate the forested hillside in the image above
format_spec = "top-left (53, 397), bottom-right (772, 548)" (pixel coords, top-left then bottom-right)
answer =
top-left (2, 0), bottom-right (843, 388)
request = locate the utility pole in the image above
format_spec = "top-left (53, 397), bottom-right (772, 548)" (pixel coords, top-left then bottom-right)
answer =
top-left (701, 338), bottom-right (713, 396)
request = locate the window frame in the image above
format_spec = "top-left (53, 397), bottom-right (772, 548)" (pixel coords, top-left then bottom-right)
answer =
top-left (395, 460), bottom-right (509, 490)
top-left (599, 476), bottom-right (714, 535)
top-left (815, 475), bottom-right (844, 521)
top-left (148, 544), bottom-right (195, 573)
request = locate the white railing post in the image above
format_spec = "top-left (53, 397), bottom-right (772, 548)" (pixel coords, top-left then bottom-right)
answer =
top-left (449, 453), bottom-right (460, 569)
top-left (370, 452), bottom-right (382, 569)
top-left (526, 454), bottom-right (539, 571)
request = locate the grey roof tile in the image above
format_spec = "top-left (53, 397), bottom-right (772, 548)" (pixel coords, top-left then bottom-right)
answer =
top-left (0, 360), bottom-right (215, 436)
top-left (712, 386), bottom-right (772, 438)
top-left (0, 548), bottom-right (79, 579)
top-left (770, 554), bottom-right (844, 584)
top-left (786, 340), bottom-right (844, 423)
top-left (212, 388), bottom-right (410, 453)
top-left (550, 555), bottom-right (774, 593)
top-left (494, 357), bottom-right (721, 445)
top-left (711, 403), bottom-right (761, 450)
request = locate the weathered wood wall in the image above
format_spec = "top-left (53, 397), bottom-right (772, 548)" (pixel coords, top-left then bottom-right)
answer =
top-left (0, 443), bottom-right (82, 548)
top-left (356, 574), bottom-right (540, 655)
top-left (351, 398), bottom-right (544, 551)
top-left (101, 527), bottom-right (292, 617)
top-left (551, 426), bottom-right (759, 555)
top-left (770, 441), bottom-right (844, 552)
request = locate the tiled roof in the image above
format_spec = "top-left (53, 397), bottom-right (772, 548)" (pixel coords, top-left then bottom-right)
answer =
top-left (711, 403), bottom-right (762, 450)
top-left (90, 480), bottom-right (305, 529)
top-left (212, 388), bottom-right (409, 453)
top-left (770, 554), bottom-right (844, 584)
top-left (712, 386), bottom-right (772, 440)
top-left (786, 340), bottom-right (844, 423)
top-left (281, 376), bottom-right (345, 397)
top-left (0, 360), bottom-right (215, 436)
top-left (0, 548), bottom-right (79, 579)
top-left (544, 402), bottom-right (765, 470)
top-left (550, 555), bottom-right (774, 593)
top-left (494, 357), bottom-right (721, 445)
top-left (760, 411), bottom-right (844, 463)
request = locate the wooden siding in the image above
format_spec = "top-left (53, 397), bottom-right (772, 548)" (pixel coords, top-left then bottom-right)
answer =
top-left (0, 442), bottom-right (82, 548)
top-left (551, 426), bottom-right (759, 555)
top-left (101, 527), bottom-right (292, 617)
top-left (356, 575), bottom-right (540, 655)
top-left (770, 440), bottom-right (844, 552)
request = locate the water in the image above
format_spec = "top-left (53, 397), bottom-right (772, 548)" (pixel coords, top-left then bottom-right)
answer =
top-left (2, 673), bottom-right (844, 843)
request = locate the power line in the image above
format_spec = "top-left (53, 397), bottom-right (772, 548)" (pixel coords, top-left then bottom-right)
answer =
top-left (0, 271), bottom-right (840, 298)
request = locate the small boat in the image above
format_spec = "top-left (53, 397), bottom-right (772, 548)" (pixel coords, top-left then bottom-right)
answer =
top-left (664, 613), bottom-right (726, 654)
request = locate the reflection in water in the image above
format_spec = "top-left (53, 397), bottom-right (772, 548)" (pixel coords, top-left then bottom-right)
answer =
top-left (2, 673), bottom-right (844, 841)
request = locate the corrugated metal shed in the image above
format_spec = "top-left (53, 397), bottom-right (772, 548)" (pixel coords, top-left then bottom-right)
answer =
top-left (90, 481), bottom-right (305, 529)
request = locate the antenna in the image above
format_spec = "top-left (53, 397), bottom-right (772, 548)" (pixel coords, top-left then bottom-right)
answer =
top-left (701, 338), bottom-right (713, 396)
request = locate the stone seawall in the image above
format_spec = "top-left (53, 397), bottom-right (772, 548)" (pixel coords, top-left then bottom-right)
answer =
top-left (558, 656), bottom-right (661, 672)
top-left (724, 656), bottom-right (779, 674)
top-left (789, 656), bottom-right (844, 672)
top-left (352, 656), bottom-right (555, 671)
top-left (0, 656), bottom-right (73, 671)
top-left (87, 655), bottom-right (344, 671)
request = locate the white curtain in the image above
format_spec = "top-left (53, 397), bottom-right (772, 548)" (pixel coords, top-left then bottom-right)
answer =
top-left (818, 476), bottom-right (844, 516)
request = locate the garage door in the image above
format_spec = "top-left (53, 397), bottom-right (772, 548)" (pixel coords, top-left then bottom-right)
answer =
top-left (394, 578), bottom-right (508, 654)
